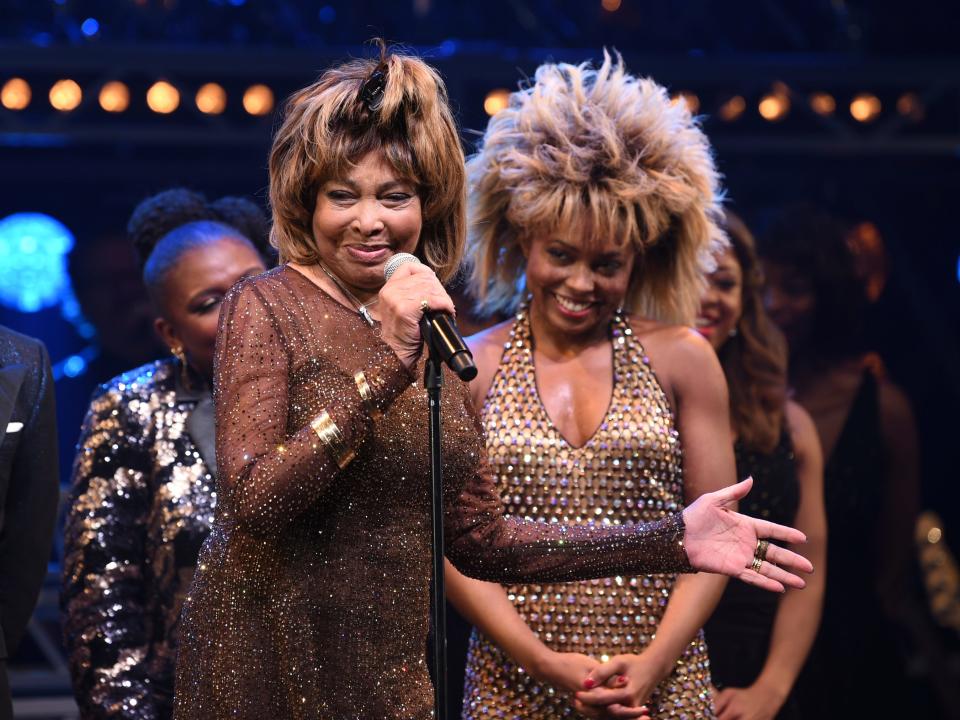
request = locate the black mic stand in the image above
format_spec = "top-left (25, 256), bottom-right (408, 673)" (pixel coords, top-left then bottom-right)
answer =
top-left (422, 319), bottom-right (448, 720)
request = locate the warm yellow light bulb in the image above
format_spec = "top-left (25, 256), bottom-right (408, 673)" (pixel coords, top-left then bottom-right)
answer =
top-left (483, 89), bottom-right (510, 117)
top-left (718, 95), bottom-right (746, 122)
top-left (49, 79), bottom-right (83, 112)
top-left (758, 93), bottom-right (789, 121)
top-left (147, 80), bottom-right (180, 114)
top-left (242, 84), bottom-right (274, 116)
top-left (1, 78), bottom-right (31, 110)
top-left (196, 83), bottom-right (227, 115)
top-left (850, 93), bottom-right (881, 122)
top-left (809, 92), bottom-right (836, 116)
top-left (99, 81), bottom-right (130, 113)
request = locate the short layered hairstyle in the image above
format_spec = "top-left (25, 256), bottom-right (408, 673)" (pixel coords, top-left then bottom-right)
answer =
top-left (269, 45), bottom-right (466, 283)
top-left (466, 52), bottom-right (726, 324)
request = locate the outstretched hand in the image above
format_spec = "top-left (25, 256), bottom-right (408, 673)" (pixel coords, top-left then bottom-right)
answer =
top-left (682, 478), bottom-right (814, 592)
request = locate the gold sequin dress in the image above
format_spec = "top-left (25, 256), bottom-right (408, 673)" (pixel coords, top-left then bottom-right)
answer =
top-left (462, 309), bottom-right (714, 719)
top-left (62, 359), bottom-right (218, 719)
top-left (173, 267), bottom-right (696, 720)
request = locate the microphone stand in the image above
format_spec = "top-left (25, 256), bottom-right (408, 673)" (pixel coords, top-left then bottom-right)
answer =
top-left (422, 319), bottom-right (448, 720)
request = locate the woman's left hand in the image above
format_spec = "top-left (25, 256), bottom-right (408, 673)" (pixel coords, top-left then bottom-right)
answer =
top-left (573, 653), bottom-right (661, 719)
top-left (714, 681), bottom-right (785, 720)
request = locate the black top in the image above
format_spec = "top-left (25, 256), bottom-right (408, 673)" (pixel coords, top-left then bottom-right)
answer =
top-left (705, 428), bottom-right (800, 690)
top-left (795, 370), bottom-right (909, 718)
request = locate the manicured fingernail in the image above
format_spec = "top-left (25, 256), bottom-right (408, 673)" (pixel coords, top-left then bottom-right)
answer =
top-left (583, 678), bottom-right (596, 689)
top-left (617, 675), bottom-right (628, 684)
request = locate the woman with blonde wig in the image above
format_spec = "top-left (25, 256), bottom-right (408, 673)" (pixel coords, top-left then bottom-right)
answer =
top-left (172, 46), bottom-right (812, 720)
top-left (446, 54), bottom-right (747, 718)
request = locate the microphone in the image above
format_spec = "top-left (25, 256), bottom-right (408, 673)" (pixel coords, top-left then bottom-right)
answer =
top-left (383, 253), bottom-right (478, 381)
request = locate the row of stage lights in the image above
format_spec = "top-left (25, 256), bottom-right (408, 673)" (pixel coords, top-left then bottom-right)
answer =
top-left (1, 76), bottom-right (925, 126)
top-left (0, 77), bottom-right (275, 116)
top-left (483, 84), bottom-right (925, 123)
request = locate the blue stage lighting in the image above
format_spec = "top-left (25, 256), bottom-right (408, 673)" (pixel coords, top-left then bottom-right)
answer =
top-left (81, 18), bottom-right (100, 37)
top-left (0, 213), bottom-right (75, 312)
top-left (318, 5), bottom-right (336, 23)
top-left (62, 354), bottom-right (87, 378)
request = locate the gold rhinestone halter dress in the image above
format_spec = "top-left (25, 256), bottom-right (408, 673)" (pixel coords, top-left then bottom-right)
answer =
top-left (462, 308), bottom-right (714, 718)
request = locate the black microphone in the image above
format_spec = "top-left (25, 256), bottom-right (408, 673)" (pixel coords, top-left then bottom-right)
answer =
top-left (383, 253), bottom-right (478, 382)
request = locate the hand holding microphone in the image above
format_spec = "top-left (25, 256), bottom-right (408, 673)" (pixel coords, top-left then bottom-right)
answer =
top-left (380, 253), bottom-right (477, 380)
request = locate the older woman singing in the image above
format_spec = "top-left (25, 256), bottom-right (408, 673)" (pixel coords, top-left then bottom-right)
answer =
top-left (173, 46), bottom-right (812, 720)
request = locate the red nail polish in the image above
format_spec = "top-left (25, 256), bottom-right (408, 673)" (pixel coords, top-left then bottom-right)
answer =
top-left (584, 678), bottom-right (596, 689)
top-left (617, 675), bottom-right (628, 684)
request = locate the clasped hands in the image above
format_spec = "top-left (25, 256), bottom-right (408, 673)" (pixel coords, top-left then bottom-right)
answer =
top-left (537, 650), bottom-right (662, 719)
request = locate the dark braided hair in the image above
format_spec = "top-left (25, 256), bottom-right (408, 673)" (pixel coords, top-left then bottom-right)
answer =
top-left (127, 188), bottom-right (273, 297)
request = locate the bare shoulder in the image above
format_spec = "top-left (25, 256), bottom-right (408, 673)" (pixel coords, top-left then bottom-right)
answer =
top-left (629, 316), bottom-right (718, 376)
top-left (465, 319), bottom-right (513, 410)
top-left (874, 374), bottom-right (917, 438)
top-left (785, 399), bottom-right (821, 462)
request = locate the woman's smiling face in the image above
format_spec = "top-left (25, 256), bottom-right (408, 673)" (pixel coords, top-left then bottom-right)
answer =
top-left (524, 225), bottom-right (635, 339)
top-left (310, 150), bottom-right (422, 299)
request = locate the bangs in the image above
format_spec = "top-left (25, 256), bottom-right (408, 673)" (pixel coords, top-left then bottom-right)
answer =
top-left (520, 185), bottom-right (641, 254)
top-left (305, 125), bottom-right (421, 200)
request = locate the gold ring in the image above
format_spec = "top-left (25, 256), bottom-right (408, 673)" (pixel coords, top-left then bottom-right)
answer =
top-left (750, 556), bottom-right (763, 573)
top-left (420, 299), bottom-right (429, 313)
top-left (756, 539), bottom-right (770, 563)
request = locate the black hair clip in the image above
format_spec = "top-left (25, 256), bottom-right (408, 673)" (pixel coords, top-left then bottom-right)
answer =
top-left (359, 69), bottom-right (386, 112)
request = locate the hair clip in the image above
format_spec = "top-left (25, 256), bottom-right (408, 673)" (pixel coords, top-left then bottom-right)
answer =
top-left (359, 69), bottom-right (386, 112)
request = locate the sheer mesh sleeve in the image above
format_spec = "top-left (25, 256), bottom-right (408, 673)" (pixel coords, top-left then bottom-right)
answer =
top-left (443, 384), bottom-right (693, 582)
top-left (213, 279), bottom-right (413, 534)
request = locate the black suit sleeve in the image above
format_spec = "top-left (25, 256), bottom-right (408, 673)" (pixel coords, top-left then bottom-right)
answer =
top-left (0, 340), bottom-right (59, 656)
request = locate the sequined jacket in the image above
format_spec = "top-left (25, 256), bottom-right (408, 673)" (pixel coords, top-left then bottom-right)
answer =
top-left (62, 359), bottom-right (217, 720)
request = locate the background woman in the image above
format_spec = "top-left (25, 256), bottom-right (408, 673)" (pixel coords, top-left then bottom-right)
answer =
top-left (698, 212), bottom-right (827, 720)
top-left (61, 189), bottom-right (269, 719)
top-left (172, 47), bottom-right (811, 720)
top-left (760, 205), bottom-right (919, 719)
top-left (445, 55), bottom-right (736, 719)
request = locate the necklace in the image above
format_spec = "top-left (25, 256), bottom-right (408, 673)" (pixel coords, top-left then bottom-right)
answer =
top-left (314, 262), bottom-right (379, 327)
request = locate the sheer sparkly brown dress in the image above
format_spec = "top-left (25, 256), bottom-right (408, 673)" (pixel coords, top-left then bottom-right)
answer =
top-left (173, 266), bottom-right (694, 720)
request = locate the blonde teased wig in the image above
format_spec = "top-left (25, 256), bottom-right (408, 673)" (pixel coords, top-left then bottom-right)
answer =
top-left (466, 51), bottom-right (726, 324)
top-left (269, 44), bottom-right (466, 283)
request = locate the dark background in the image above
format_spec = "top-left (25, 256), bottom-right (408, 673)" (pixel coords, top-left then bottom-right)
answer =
top-left (0, 1), bottom-right (958, 716)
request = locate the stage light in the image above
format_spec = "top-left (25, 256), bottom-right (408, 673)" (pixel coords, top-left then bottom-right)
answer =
top-left (318, 5), bottom-right (336, 23)
top-left (196, 83), bottom-right (227, 115)
top-left (0, 213), bottom-right (75, 312)
top-left (671, 91), bottom-right (700, 115)
top-left (80, 18), bottom-right (100, 37)
top-left (1, 78), bottom-right (31, 110)
top-left (897, 92), bottom-right (924, 121)
top-left (850, 93), bottom-right (881, 122)
top-left (242, 84), bottom-right (274, 116)
top-left (758, 92), bottom-right (789, 122)
top-left (602, 0), bottom-right (622, 11)
top-left (483, 89), bottom-right (510, 116)
top-left (718, 95), bottom-right (746, 122)
top-left (809, 92), bottom-right (836, 116)
top-left (147, 80), bottom-right (180, 114)
top-left (49, 79), bottom-right (82, 112)
top-left (99, 81), bottom-right (129, 113)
